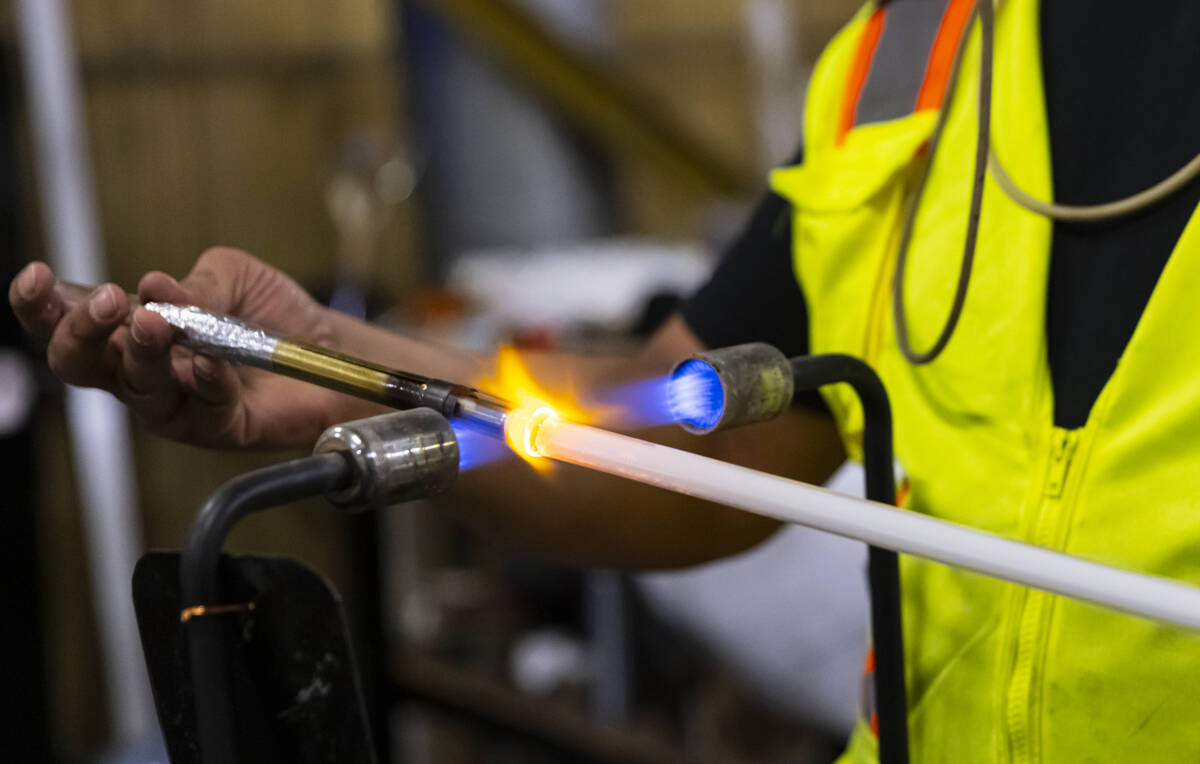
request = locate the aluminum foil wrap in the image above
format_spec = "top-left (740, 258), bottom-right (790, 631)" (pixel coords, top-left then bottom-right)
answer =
top-left (143, 302), bottom-right (278, 366)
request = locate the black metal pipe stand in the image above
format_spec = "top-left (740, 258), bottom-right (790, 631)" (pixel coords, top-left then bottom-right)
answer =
top-left (179, 452), bottom-right (351, 764)
top-left (790, 354), bottom-right (909, 764)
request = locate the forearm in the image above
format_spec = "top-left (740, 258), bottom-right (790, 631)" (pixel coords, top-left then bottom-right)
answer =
top-left (327, 309), bottom-right (491, 385)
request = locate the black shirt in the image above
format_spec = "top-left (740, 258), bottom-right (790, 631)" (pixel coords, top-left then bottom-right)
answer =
top-left (681, 1), bottom-right (1200, 429)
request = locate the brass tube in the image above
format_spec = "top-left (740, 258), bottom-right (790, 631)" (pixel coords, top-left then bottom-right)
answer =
top-left (269, 340), bottom-right (425, 407)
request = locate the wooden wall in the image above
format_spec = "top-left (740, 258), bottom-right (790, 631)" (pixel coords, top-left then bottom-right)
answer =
top-left (71, 0), bottom-right (417, 290)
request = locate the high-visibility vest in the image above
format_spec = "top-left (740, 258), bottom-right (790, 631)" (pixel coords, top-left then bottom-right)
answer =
top-left (770, 1), bottom-right (1200, 761)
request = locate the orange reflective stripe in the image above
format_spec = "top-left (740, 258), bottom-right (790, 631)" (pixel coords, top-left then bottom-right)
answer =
top-left (861, 646), bottom-right (880, 738)
top-left (836, 7), bottom-right (887, 146)
top-left (914, 0), bottom-right (974, 111)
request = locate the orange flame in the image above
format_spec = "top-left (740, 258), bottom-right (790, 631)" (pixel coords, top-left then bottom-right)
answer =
top-left (475, 346), bottom-right (594, 469)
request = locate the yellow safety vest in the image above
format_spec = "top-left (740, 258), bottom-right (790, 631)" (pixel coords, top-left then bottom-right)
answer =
top-left (770, 0), bottom-right (1200, 761)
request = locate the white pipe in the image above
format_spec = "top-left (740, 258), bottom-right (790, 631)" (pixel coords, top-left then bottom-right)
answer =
top-left (527, 414), bottom-right (1200, 633)
top-left (16, 0), bottom-right (156, 745)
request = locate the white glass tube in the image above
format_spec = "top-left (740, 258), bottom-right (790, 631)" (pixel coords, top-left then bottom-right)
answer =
top-left (532, 416), bottom-right (1200, 633)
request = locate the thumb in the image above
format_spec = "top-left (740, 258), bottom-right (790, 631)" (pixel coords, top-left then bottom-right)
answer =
top-left (137, 270), bottom-right (194, 306)
top-left (137, 247), bottom-right (253, 313)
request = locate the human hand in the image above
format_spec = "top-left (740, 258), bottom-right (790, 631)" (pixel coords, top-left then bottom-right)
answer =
top-left (9, 247), bottom-right (355, 448)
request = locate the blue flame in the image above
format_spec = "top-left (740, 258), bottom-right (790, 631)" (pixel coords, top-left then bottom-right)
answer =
top-left (593, 377), bottom-right (674, 427)
top-left (450, 417), bottom-right (511, 471)
top-left (667, 360), bottom-right (725, 431)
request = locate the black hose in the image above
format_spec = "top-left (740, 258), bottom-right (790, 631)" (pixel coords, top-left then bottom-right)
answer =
top-left (893, 0), bottom-right (992, 365)
top-left (180, 452), bottom-right (351, 764)
top-left (789, 355), bottom-right (908, 764)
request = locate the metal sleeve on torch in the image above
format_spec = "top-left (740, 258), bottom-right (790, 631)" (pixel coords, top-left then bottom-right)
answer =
top-left (314, 408), bottom-right (459, 511)
top-left (672, 342), bottom-right (794, 433)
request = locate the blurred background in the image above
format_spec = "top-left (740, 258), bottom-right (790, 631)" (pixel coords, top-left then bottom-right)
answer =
top-left (0, 0), bottom-right (870, 761)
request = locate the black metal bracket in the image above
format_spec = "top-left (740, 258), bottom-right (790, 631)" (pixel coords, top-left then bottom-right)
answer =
top-left (789, 354), bottom-right (909, 764)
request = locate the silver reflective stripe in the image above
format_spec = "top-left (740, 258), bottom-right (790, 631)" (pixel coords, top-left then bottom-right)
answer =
top-left (854, 0), bottom-right (949, 126)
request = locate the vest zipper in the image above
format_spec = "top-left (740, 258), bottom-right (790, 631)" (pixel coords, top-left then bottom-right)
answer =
top-left (1043, 429), bottom-right (1077, 499)
top-left (1004, 428), bottom-right (1079, 764)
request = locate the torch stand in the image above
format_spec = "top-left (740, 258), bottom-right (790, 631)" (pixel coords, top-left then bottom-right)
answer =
top-left (132, 552), bottom-right (375, 763)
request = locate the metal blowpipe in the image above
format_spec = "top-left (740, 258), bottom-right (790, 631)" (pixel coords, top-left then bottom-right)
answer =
top-left (54, 280), bottom-right (511, 432)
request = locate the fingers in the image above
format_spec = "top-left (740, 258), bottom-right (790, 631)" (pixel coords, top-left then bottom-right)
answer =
top-left (114, 309), bottom-right (249, 436)
top-left (116, 307), bottom-right (184, 423)
top-left (9, 262), bottom-right (65, 340)
top-left (137, 270), bottom-right (196, 310)
top-left (188, 352), bottom-right (241, 406)
top-left (45, 282), bottom-right (130, 388)
top-left (138, 247), bottom-right (251, 313)
top-left (14, 255), bottom-right (260, 443)
top-left (117, 308), bottom-right (247, 432)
